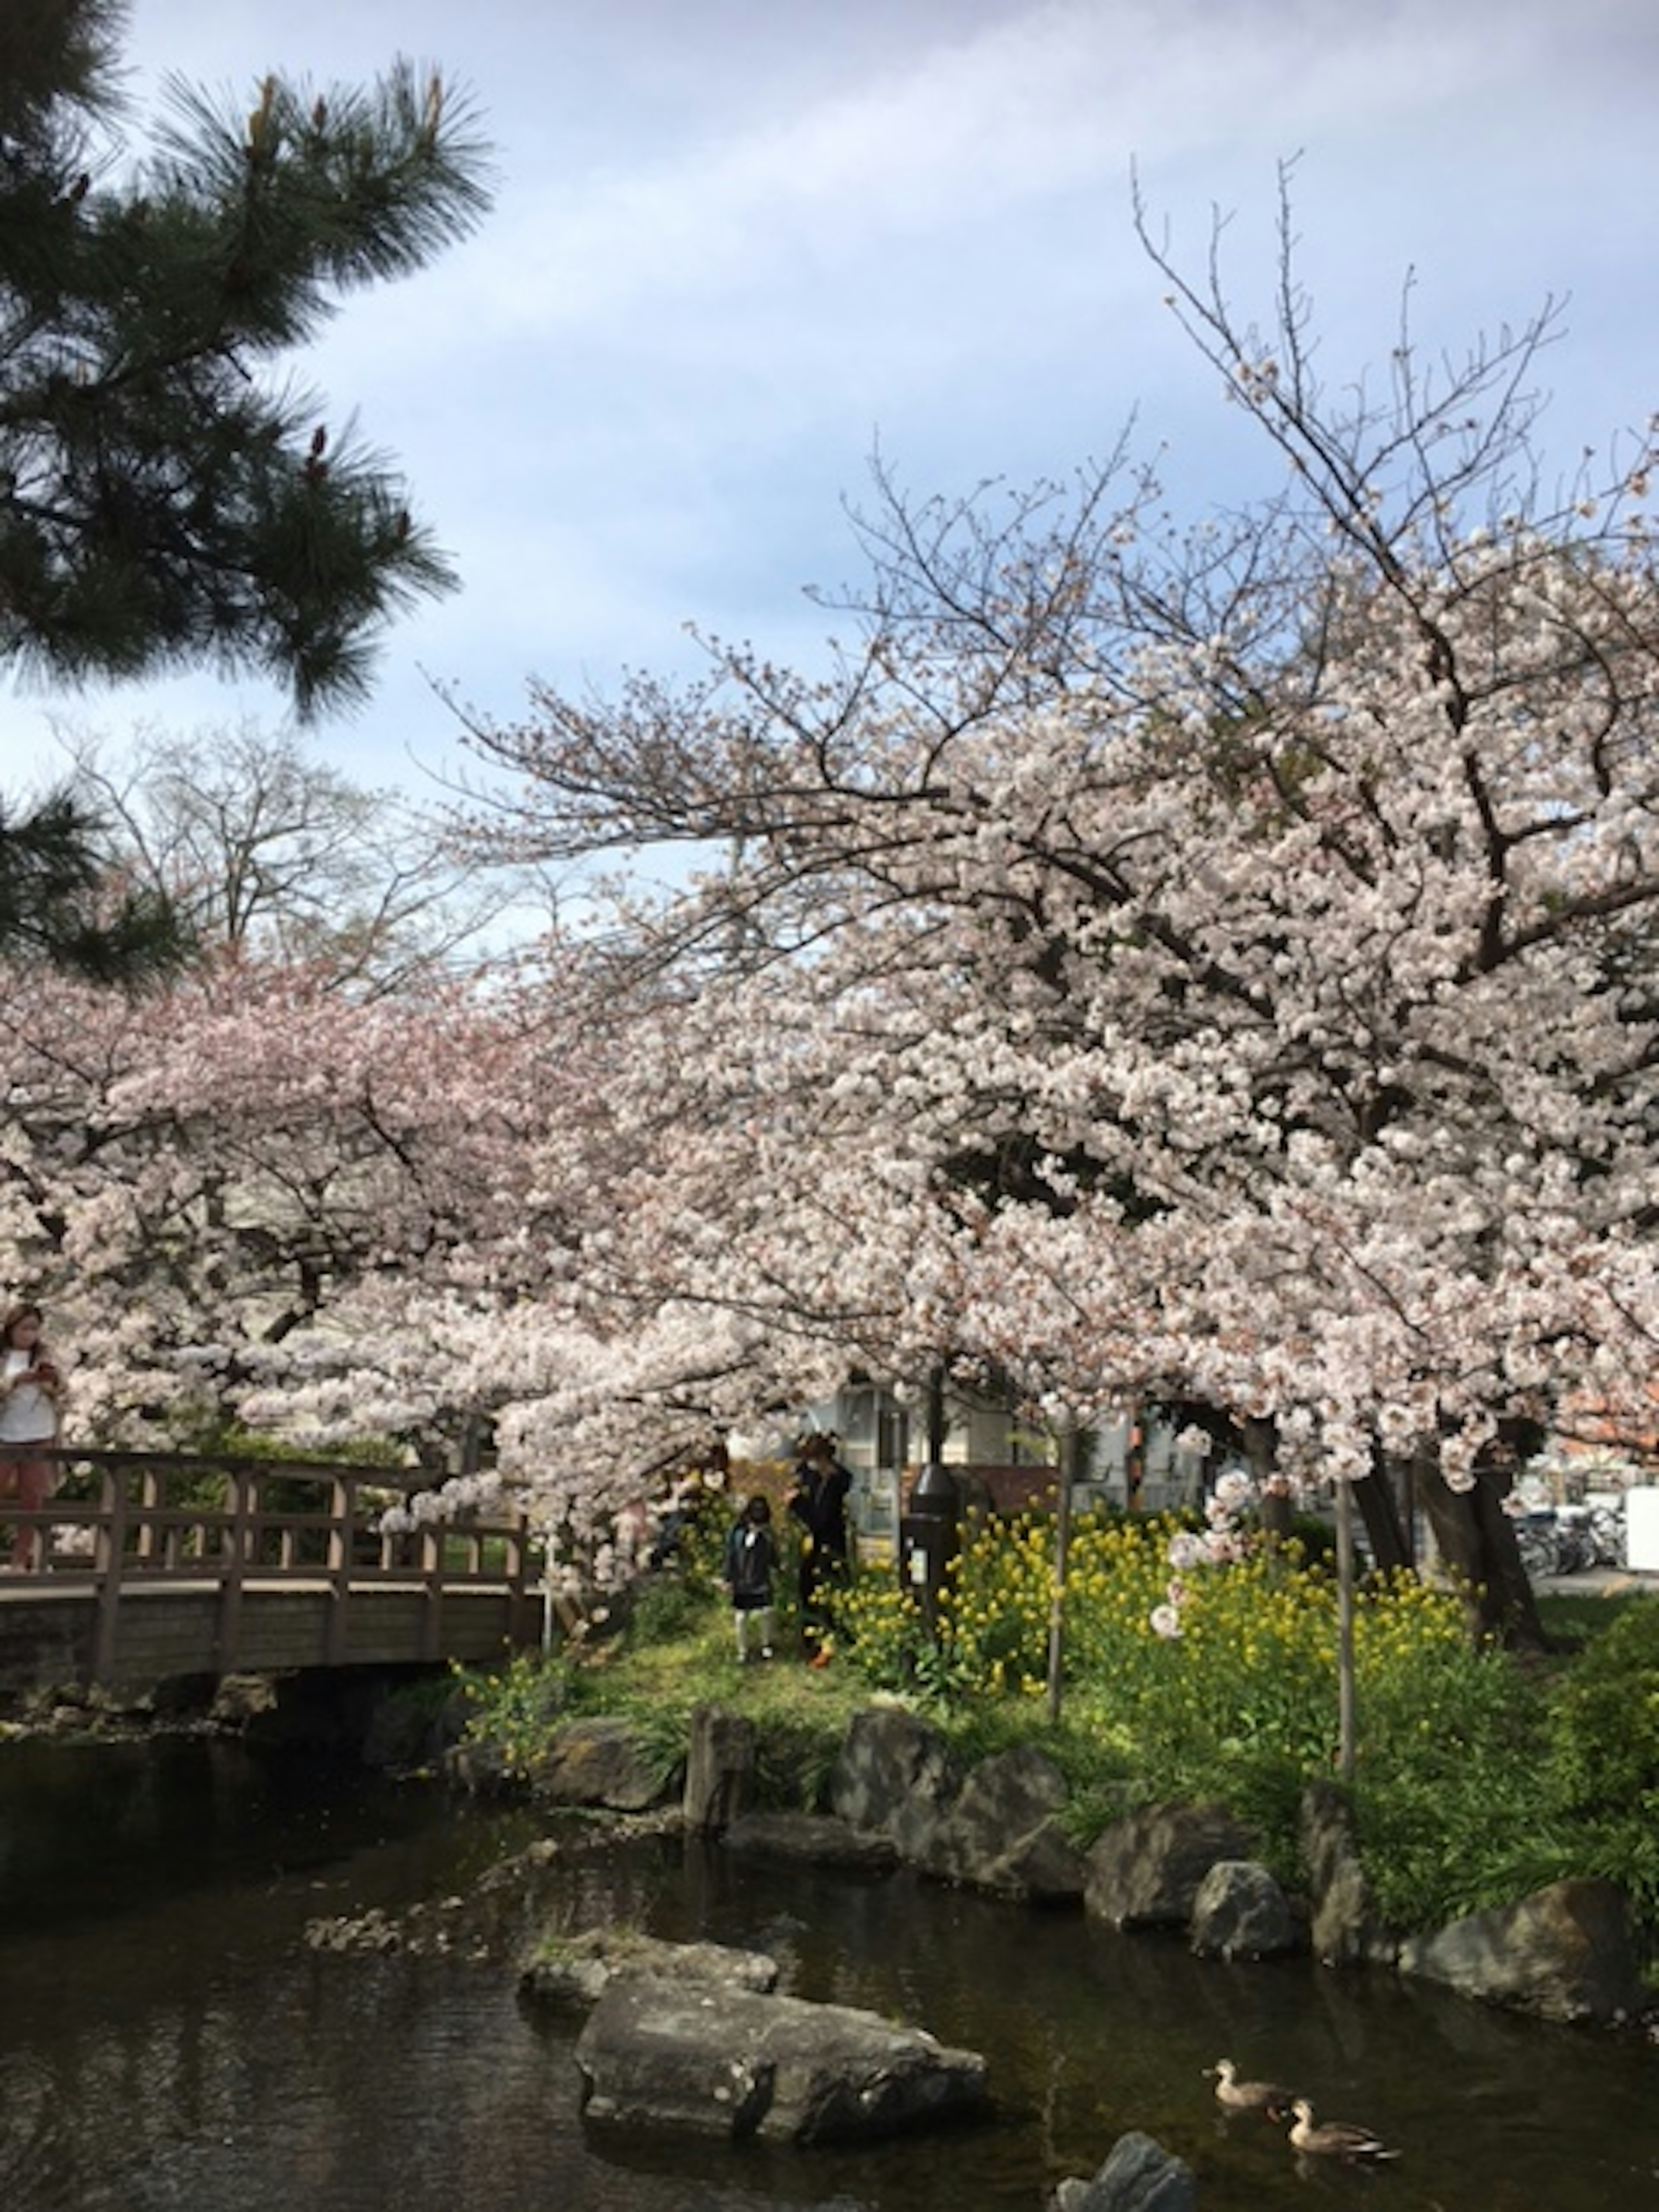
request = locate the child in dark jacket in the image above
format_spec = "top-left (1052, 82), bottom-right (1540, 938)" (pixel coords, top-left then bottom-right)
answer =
top-left (722, 1493), bottom-right (778, 1662)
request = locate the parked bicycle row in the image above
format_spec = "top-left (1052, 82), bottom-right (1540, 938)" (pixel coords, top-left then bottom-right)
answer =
top-left (1511, 1499), bottom-right (1627, 1579)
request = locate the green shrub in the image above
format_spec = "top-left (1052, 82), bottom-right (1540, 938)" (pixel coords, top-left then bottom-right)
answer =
top-left (753, 1712), bottom-right (845, 1811)
top-left (607, 1696), bottom-right (695, 1795)
top-left (1541, 1599), bottom-right (1659, 1923)
top-left (1350, 1648), bottom-right (1576, 1927)
top-left (626, 1570), bottom-right (716, 1646)
top-left (454, 1649), bottom-right (579, 1777)
top-left (176, 1417), bottom-right (406, 1468)
top-left (1286, 1510), bottom-right (1336, 1567)
top-left (835, 1567), bottom-right (938, 1693)
top-left (1546, 1599), bottom-right (1659, 1812)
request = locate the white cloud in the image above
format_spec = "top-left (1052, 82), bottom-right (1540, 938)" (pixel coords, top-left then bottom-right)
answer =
top-left (9, 0), bottom-right (1658, 792)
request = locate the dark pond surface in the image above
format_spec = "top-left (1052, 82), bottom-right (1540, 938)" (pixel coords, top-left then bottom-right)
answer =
top-left (0, 1736), bottom-right (1654, 2211)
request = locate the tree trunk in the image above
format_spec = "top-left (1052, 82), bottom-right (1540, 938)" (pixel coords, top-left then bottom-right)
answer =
top-left (1414, 1447), bottom-right (1552, 1650)
top-left (1239, 1415), bottom-right (1278, 1485)
top-left (1353, 1441), bottom-right (1414, 1574)
top-left (1232, 1413), bottom-right (1309, 1564)
top-left (1258, 1481), bottom-right (1294, 1551)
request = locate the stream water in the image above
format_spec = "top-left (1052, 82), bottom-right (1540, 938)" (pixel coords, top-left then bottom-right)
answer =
top-left (0, 1735), bottom-right (1653, 2211)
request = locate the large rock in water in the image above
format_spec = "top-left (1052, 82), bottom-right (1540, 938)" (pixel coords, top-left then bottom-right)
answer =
top-left (574, 1972), bottom-right (989, 2143)
top-left (1051, 2129), bottom-right (1197, 2212)
top-left (828, 1711), bottom-right (1083, 1900)
top-left (915, 1745), bottom-right (1087, 1902)
top-left (533, 1717), bottom-right (674, 1811)
top-left (1300, 1780), bottom-right (1396, 1967)
top-left (682, 1705), bottom-right (755, 1834)
top-left (829, 1706), bottom-right (961, 1861)
top-left (1084, 1803), bottom-right (1252, 1929)
top-left (721, 1809), bottom-right (899, 1873)
top-left (1398, 1877), bottom-right (1646, 2024)
top-left (520, 1928), bottom-right (779, 2007)
top-left (1189, 1859), bottom-right (1304, 1960)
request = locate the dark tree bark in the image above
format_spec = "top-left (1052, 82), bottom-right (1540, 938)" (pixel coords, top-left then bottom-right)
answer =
top-left (1353, 1441), bottom-right (1415, 1575)
top-left (1236, 1415), bottom-right (1296, 1554)
top-left (1415, 1444), bottom-right (1551, 1650)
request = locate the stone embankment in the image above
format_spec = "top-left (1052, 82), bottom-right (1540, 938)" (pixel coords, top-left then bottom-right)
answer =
top-left (465, 1700), bottom-right (1649, 2031)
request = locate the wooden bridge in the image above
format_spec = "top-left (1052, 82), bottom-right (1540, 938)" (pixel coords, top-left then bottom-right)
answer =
top-left (0, 1446), bottom-right (542, 1697)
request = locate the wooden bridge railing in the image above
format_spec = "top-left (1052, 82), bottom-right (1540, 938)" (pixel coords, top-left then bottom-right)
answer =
top-left (0, 1445), bottom-right (540, 1680)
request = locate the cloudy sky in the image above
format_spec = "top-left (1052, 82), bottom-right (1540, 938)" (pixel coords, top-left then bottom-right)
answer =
top-left (10, 0), bottom-right (1659, 804)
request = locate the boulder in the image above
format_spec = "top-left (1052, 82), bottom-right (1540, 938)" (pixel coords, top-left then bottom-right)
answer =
top-left (443, 1737), bottom-right (520, 1796)
top-left (829, 1706), bottom-right (962, 1862)
top-left (1298, 1782), bottom-right (1397, 1967)
top-left (1051, 2129), bottom-right (1197, 2212)
top-left (721, 1810), bottom-right (899, 1873)
top-left (362, 1681), bottom-right (470, 1772)
top-left (918, 1745), bottom-right (1087, 1902)
top-left (533, 1716), bottom-right (675, 1811)
top-left (682, 1704), bottom-right (755, 1834)
top-left (1084, 1802), bottom-right (1252, 1929)
top-left (520, 1926), bottom-right (779, 2007)
top-left (209, 1673), bottom-right (281, 1729)
top-left (574, 1971), bottom-right (989, 2143)
top-left (1398, 1877), bottom-right (1646, 2025)
top-left (1189, 1859), bottom-right (1303, 1961)
top-left (828, 1713), bottom-right (1083, 1901)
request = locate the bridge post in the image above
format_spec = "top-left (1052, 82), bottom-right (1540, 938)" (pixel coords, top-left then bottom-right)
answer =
top-left (133, 1467), bottom-right (161, 1565)
top-left (92, 1462), bottom-right (129, 1681)
top-left (213, 1466), bottom-right (251, 1674)
top-left (326, 1476), bottom-right (352, 1665)
top-left (420, 1521), bottom-right (444, 1661)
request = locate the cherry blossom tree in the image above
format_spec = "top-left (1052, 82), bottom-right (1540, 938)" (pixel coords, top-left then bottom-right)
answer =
top-left (0, 903), bottom-right (825, 1559)
top-left (461, 185), bottom-right (1659, 1642)
top-left (0, 947), bottom-right (584, 1462)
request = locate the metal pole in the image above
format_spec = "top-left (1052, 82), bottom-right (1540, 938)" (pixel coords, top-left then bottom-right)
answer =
top-left (926, 1364), bottom-right (947, 1466)
top-left (1045, 1424), bottom-right (1077, 1726)
top-left (1335, 1475), bottom-right (1357, 1784)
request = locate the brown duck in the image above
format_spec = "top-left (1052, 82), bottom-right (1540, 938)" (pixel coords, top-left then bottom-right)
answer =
top-left (1287, 2097), bottom-right (1402, 2161)
top-left (1204, 2058), bottom-right (1296, 2119)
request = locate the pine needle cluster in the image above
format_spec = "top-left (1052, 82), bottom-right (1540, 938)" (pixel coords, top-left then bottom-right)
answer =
top-left (0, 0), bottom-right (493, 716)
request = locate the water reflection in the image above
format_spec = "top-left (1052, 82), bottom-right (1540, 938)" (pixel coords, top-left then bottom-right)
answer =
top-left (0, 1742), bottom-right (1654, 2211)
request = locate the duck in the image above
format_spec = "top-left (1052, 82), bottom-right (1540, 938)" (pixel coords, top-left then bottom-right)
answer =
top-left (1204, 2058), bottom-right (1297, 2119)
top-left (1287, 2097), bottom-right (1401, 2161)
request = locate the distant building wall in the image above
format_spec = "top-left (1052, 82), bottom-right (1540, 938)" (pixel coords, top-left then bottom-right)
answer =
top-left (817, 1384), bottom-right (1202, 1545)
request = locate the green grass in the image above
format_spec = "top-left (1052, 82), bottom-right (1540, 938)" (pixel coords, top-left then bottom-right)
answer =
top-left (1535, 1584), bottom-right (1653, 1653)
top-left (458, 1549), bottom-right (1659, 1947)
top-left (460, 1576), bottom-right (870, 1799)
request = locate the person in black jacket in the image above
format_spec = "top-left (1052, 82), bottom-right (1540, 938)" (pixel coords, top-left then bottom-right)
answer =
top-left (787, 1434), bottom-right (853, 1665)
top-left (721, 1493), bottom-right (779, 1662)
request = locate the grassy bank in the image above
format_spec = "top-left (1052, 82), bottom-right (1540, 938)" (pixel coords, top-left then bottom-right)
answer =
top-left (458, 1511), bottom-right (1659, 1948)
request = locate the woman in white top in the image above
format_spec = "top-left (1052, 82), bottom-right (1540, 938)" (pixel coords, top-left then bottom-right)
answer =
top-left (0, 1301), bottom-right (65, 1570)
